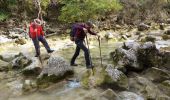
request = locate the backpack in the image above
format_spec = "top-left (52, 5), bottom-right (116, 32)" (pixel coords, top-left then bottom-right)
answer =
top-left (70, 24), bottom-right (77, 41)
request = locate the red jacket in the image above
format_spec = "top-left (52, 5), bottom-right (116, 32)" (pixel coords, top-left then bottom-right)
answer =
top-left (29, 22), bottom-right (44, 39)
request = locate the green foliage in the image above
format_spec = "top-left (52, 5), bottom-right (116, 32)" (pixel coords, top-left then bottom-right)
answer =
top-left (0, 10), bottom-right (9, 21)
top-left (58, 0), bottom-right (122, 23)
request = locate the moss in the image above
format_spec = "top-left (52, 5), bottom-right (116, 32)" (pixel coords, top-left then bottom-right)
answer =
top-left (37, 70), bottom-right (74, 89)
top-left (162, 34), bottom-right (170, 40)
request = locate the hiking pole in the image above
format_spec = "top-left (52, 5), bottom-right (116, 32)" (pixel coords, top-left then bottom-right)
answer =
top-left (85, 35), bottom-right (94, 75)
top-left (97, 36), bottom-right (102, 67)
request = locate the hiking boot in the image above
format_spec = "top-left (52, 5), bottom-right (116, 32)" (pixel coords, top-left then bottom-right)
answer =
top-left (35, 54), bottom-right (40, 57)
top-left (86, 65), bottom-right (94, 69)
top-left (48, 50), bottom-right (54, 53)
top-left (71, 63), bottom-right (78, 66)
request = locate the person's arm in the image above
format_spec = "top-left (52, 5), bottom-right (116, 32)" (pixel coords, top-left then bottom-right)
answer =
top-left (40, 26), bottom-right (44, 36)
top-left (29, 27), bottom-right (32, 38)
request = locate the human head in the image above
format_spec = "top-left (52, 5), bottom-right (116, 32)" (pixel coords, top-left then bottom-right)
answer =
top-left (85, 21), bottom-right (94, 29)
top-left (34, 18), bottom-right (42, 26)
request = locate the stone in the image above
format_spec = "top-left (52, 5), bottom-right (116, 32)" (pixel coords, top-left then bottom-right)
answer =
top-left (104, 64), bottom-right (129, 90)
top-left (12, 54), bottom-right (32, 69)
top-left (22, 57), bottom-right (42, 76)
top-left (0, 60), bottom-right (9, 71)
top-left (158, 80), bottom-right (170, 96)
top-left (129, 76), bottom-right (161, 99)
top-left (97, 89), bottom-right (118, 100)
top-left (138, 23), bottom-right (150, 31)
top-left (157, 95), bottom-right (170, 100)
top-left (143, 67), bottom-right (170, 83)
top-left (37, 56), bottom-right (74, 88)
top-left (117, 91), bottom-right (144, 100)
top-left (15, 38), bottom-right (26, 45)
top-left (164, 30), bottom-right (170, 35)
top-left (22, 80), bottom-right (37, 93)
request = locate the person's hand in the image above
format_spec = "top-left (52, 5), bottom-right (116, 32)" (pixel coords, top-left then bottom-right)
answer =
top-left (83, 28), bottom-right (88, 33)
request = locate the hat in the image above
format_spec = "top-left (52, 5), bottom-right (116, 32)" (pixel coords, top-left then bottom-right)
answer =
top-left (34, 18), bottom-right (42, 26)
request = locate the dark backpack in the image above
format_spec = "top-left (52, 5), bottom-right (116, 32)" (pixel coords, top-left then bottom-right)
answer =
top-left (70, 24), bottom-right (77, 41)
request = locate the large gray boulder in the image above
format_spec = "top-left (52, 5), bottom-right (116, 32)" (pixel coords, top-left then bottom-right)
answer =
top-left (104, 64), bottom-right (129, 90)
top-left (37, 56), bottom-right (74, 88)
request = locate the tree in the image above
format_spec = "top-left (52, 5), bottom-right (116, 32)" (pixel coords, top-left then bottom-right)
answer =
top-left (58, 0), bottom-right (122, 23)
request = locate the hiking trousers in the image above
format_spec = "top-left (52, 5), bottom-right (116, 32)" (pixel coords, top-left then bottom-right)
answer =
top-left (71, 40), bottom-right (91, 67)
top-left (32, 36), bottom-right (51, 55)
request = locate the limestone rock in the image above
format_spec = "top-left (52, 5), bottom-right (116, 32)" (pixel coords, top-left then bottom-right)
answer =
top-left (143, 67), bottom-right (170, 83)
top-left (138, 23), bottom-right (150, 31)
top-left (104, 64), bottom-right (129, 90)
top-left (37, 56), bottom-right (73, 88)
top-left (129, 76), bottom-right (162, 99)
top-left (158, 80), bottom-right (170, 96)
top-left (97, 89), bottom-right (118, 100)
top-left (0, 60), bottom-right (9, 71)
top-left (117, 91), bottom-right (144, 100)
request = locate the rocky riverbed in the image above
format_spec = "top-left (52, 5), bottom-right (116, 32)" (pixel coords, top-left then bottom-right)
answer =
top-left (0, 22), bottom-right (170, 100)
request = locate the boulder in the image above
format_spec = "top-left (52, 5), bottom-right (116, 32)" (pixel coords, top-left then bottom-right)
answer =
top-left (143, 67), bottom-right (170, 83)
top-left (129, 76), bottom-right (161, 99)
top-left (158, 80), bottom-right (170, 96)
top-left (138, 23), bottom-right (150, 31)
top-left (144, 35), bottom-right (156, 42)
top-left (15, 38), bottom-right (26, 45)
top-left (37, 56), bottom-right (74, 88)
top-left (164, 30), bottom-right (170, 35)
top-left (157, 95), bottom-right (170, 100)
top-left (12, 54), bottom-right (32, 69)
top-left (111, 47), bottom-right (141, 71)
top-left (22, 58), bottom-right (42, 76)
top-left (1, 52), bottom-right (21, 62)
top-left (117, 91), bottom-right (144, 100)
top-left (137, 42), bottom-right (159, 68)
top-left (97, 89), bottom-right (118, 100)
top-left (22, 80), bottom-right (37, 93)
top-left (104, 64), bottom-right (129, 90)
top-left (0, 60), bottom-right (10, 71)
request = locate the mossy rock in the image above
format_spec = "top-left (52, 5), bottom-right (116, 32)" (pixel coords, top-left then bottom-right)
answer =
top-left (158, 80), bottom-right (170, 96)
top-left (162, 34), bottom-right (170, 40)
top-left (37, 71), bottom-right (73, 89)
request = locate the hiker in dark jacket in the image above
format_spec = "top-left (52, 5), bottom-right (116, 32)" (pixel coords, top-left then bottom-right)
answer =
top-left (29, 19), bottom-right (54, 57)
top-left (70, 22), bottom-right (100, 69)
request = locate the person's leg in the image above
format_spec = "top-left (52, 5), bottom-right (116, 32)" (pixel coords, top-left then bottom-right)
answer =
top-left (71, 45), bottom-right (80, 66)
top-left (32, 38), bottom-right (40, 57)
top-left (76, 40), bottom-right (91, 68)
top-left (39, 36), bottom-right (53, 53)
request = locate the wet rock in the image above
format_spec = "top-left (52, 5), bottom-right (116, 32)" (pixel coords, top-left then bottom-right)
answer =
top-left (117, 91), bottom-right (144, 100)
top-left (105, 32), bottom-right (114, 39)
top-left (1, 52), bottom-right (21, 62)
top-left (162, 34), bottom-right (170, 40)
top-left (37, 56), bottom-right (74, 88)
top-left (104, 64), bottom-right (129, 90)
top-left (12, 54), bottom-right (32, 69)
top-left (144, 35), bottom-right (156, 42)
top-left (97, 89), bottom-right (118, 100)
top-left (164, 30), bottom-right (170, 35)
top-left (157, 95), bottom-right (170, 100)
top-left (143, 67), bottom-right (170, 83)
top-left (15, 38), bottom-right (26, 45)
top-left (137, 42), bottom-right (159, 68)
top-left (0, 60), bottom-right (10, 71)
top-left (138, 23), bottom-right (150, 31)
top-left (22, 58), bottom-right (42, 76)
top-left (158, 80), bottom-right (170, 96)
top-left (129, 76), bottom-right (161, 99)
top-left (111, 47), bottom-right (141, 71)
top-left (122, 41), bottom-right (140, 51)
top-left (22, 80), bottom-right (37, 93)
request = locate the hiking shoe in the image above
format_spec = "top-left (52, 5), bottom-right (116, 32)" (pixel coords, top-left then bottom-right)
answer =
top-left (86, 65), bottom-right (94, 69)
top-left (35, 54), bottom-right (40, 57)
top-left (48, 50), bottom-right (54, 53)
top-left (71, 63), bottom-right (78, 66)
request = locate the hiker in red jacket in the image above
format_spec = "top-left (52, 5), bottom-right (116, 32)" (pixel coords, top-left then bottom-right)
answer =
top-left (29, 19), bottom-right (54, 57)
